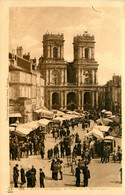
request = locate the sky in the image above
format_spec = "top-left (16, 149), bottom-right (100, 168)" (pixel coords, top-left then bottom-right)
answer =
top-left (9, 7), bottom-right (122, 85)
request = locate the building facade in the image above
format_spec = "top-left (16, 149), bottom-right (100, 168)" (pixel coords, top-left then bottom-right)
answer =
top-left (98, 74), bottom-right (121, 114)
top-left (38, 31), bottom-right (99, 111)
top-left (9, 47), bottom-right (45, 124)
top-left (105, 75), bottom-right (121, 114)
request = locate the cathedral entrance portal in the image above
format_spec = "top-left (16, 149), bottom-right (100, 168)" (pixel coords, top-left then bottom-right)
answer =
top-left (52, 92), bottom-right (60, 110)
top-left (67, 92), bottom-right (77, 111)
top-left (84, 92), bottom-right (91, 110)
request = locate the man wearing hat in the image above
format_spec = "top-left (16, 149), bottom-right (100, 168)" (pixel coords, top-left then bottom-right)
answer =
top-left (13, 164), bottom-right (19, 187)
top-left (83, 165), bottom-right (90, 187)
top-left (39, 168), bottom-right (45, 188)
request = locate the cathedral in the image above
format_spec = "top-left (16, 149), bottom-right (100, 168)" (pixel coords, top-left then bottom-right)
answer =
top-left (38, 31), bottom-right (99, 111)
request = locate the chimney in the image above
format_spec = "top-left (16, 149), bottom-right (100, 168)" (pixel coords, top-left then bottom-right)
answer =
top-left (17, 46), bottom-right (23, 57)
top-left (23, 52), bottom-right (30, 61)
top-left (12, 49), bottom-right (15, 59)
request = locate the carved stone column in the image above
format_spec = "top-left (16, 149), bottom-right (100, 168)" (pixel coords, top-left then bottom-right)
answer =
top-left (92, 70), bottom-right (95, 84)
top-left (96, 91), bottom-right (98, 109)
top-left (92, 47), bottom-right (94, 58)
top-left (48, 46), bottom-right (50, 58)
top-left (92, 91), bottom-right (94, 108)
top-left (78, 91), bottom-right (81, 109)
top-left (78, 68), bottom-right (80, 86)
top-left (51, 46), bottom-right (53, 58)
top-left (82, 91), bottom-right (84, 111)
top-left (58, 46), bottom-right (60, 58)
top-left (50, 92), bottom-right (52, 110)
top-left (65, 69), bottom-right (67, 85)
top-left (46, 69), bottom-right (48, 85)
top-left (49, 69), bottom-right (51, 85)
top-left (64, 91), bottom-right (67, 109)
top-left (61, 91), bottom-right (63, 108)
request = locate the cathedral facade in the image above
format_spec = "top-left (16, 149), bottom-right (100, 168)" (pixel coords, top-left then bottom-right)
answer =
top-left (38, 31), bottom-right (99, 111)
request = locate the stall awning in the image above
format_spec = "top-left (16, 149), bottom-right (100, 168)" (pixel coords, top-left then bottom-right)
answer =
top-left (9, 113), bottom-right (22, 117)
top-left (38, 119), bottom-right (51, 127)
top-left (16, 121), bottom-right (40, 131)
top-left (9, 126), bottom-right (15, 131)
top-left (85, 128), bottom-right (104, 139)
top-left (104, 136), bottom-right (114, 140)
top-left (95, 125), bottom-right (111, 132)
top-left (34, 109), bottom-right (53, 115)
top-left (16, 127), bottom-right (32, 135)
top-left (67, 111), bottom-right (80, 116)
top-left (105, 111), bottom-right (112, 116)
top-left (53, 117), bottom-right (66, 122)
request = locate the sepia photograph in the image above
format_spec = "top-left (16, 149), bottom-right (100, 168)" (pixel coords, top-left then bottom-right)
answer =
top-left (2, 3), bottom-right (123, 191)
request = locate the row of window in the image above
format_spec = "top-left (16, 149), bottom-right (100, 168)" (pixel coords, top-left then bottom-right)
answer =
top-left (9, 85), bottom-right (44, 99)
top-left (9, 71), bottom-right (44, 85)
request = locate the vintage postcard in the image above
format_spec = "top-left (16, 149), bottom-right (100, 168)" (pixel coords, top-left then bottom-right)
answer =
top-left (0, 1), bottom-right (124, 195)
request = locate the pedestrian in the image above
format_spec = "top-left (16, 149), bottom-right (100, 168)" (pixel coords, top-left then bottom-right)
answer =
top-left (119, 168), bottom-right (122, 184)
top-left (51, 159), bottom-right (55, 179)
top-left (67, 128), bottom-right (70, 136)
top-left (48, 149), bottom-right (51, 160)
top-left (71, 160), bottom-right (75, 176)
top-left (72, 123), bottom-right (74, 130)
top-left (83, 165), bottom-right (90, 187)
top-left (113, 150), bottom-right (116, 163)
top-left (30, 171), bottom-right (36, 187)
top-left (82, 122), bottom-right (85, 130)
top-left (20, 166), bottom-right (26, 185)
top-left (117, 146), bottom-right (122, 163)
top-left (25, 142), bottom-right (29, 158)
top-left (55, 131), bottom-right (58, 142)
top-left (50, 148), bottom-right (53, 158)
top-left (31, 165), bottom-right (36, 176)
top-left (26, 168), bottom-right (31, 187)
top-left (39, 168), bottom-right (45, 188)
top-left (53, 162), bottom-right (59, 180)
top-left (40, 144), bottom-right (45, 159)
top-left (75, 166), bottom-right (81, 187)
top-left (13, 164), bottom-right (19, 188)
top-left (58, 160), bottom-right (63, 180)
top-left (17, 144), bottom-right (21, 161)
top-left (29, 141), bottom-right (33, 155)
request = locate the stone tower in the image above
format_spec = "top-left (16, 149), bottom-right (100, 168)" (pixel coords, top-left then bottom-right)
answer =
top-left (40, 33), bottom-right (67, 110)
top-left (73, 31), bottom-right (99, 110)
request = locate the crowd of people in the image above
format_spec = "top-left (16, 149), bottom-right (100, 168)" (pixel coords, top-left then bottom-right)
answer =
top-left (10, 132), bottom-right (46, 160)
top-left (13, 164), bottom-right (45, 188)
top-left (11, 110), bottom-right (122, 188)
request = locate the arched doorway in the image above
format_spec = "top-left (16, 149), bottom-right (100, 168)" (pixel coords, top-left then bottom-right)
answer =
top-left (84, 92), bottom-right (91, 110)
top-left (67, 92), bottom-right (77, 111)
top-left (52, 92), bottom-right (60, 109)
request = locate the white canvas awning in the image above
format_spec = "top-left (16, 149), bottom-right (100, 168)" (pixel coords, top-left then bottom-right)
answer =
top-left (104, 136), bottom-right (114, 140)
top-left (85, 128), bottom-right (104, 139)
top-left (101, 109), bottom-right (107, 113)
top-left (38, 119), bottom-right (51, 127)
top-left (53, 117), bottom-right (66, 123)
top-left (16, 127), bottom-right (32, 135)
top-left (95, 125), bottom-right (111, 132)
top-left (9, 126), bottom-right (15, 131)
top-left (34, 108), bottom-right (53, 115)
top-left (17, 121), bottom-right (40, 131)
top-left (105, 111), bottom-right (112, 116)
top-left (9, 113), bottom-right (22, 117)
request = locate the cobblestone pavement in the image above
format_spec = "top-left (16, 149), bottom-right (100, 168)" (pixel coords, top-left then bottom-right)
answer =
top-left (10, 121), bottom-right (122, 188)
